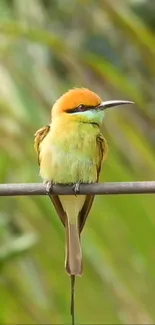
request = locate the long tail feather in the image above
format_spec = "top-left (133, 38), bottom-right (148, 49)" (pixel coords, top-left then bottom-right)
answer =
top-left (65, 219), bottom-right (83, 275)
top-left (70, 275), bottom-right (75, 325)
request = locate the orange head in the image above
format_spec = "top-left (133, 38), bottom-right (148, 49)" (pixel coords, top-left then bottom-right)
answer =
top-left (51, 87), bottom-right (134, 125)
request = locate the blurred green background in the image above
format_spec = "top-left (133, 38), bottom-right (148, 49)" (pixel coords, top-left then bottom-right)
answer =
top-left (0, 0), bottom-right (155, 323)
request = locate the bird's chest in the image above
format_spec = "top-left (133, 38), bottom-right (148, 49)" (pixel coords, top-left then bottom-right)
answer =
top-left (40, 124), bottom-right (99, 183)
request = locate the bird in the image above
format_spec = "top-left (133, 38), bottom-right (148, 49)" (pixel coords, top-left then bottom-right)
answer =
top-left (34, 87), bottom-right (133, 323)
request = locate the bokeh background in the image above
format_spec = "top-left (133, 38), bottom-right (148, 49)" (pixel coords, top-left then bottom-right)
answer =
top-left (0, 0), bottom-right (155, 323)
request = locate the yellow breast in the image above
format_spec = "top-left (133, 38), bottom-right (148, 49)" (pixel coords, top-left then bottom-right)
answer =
top-left (39, 116), bottom-right (101, 183)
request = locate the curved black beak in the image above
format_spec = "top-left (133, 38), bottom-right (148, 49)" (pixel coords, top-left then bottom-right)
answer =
top-left (97, 100), bottom-right (134, 110)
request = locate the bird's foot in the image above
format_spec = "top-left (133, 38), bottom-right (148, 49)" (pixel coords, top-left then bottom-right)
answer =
top-left (45, 181), bottom-right (53, 195)
top-left (72, 182), bottom-right (80, 196)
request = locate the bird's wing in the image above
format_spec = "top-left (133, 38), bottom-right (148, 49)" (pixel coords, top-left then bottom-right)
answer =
top-left (34, 125), bottom-right (50, 164)
top-left (34, 125), bottom-right (67, 227)
top-left (96, 132), bottom-right (108, 180)
top-left (79, 133), bottom-right (108, 233)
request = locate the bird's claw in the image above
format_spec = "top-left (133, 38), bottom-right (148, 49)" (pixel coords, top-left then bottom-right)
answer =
top-left (72, 182), bottom-right (80, 196)
top-left (46, 181), bottom-right (53, 195)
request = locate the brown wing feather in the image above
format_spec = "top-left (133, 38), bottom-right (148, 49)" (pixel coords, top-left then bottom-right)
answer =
top-left (79, 133), bottom-right (108, 233)
top-left (79, 195), bottom-right (94, 233)
top-left (34, 125), bottom-right (50, 164)
top-left (34, 125), bottom-right (67, 228)
top-left (48, 195), bottom-right (66, 227)
top-left (96, 132), bottom-right (108, 181)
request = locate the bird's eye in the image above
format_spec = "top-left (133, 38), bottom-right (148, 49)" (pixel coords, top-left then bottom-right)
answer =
top-left (78, 104), bottom-right (86, 111)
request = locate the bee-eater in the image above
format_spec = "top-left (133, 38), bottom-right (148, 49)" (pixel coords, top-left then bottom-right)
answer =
top-left (34, 88), bottom-right (133, 323)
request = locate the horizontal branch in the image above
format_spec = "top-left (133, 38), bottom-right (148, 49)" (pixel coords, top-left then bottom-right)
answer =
top-left (0, 181), bottom-right (155, 196)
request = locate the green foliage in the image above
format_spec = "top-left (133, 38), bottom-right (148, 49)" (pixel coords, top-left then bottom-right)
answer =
top-left (0, 0), bottom-right (155, 323)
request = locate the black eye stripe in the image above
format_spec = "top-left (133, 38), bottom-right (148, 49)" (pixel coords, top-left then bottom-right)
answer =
top-left (67, 104), bottom-right (98, 114)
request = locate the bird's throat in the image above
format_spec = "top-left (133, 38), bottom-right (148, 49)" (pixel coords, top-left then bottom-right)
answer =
top-left (72, 109), bottom-right (104, 126)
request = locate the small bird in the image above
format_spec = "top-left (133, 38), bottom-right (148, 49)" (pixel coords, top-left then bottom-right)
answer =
top-left (34, 88), bottom-right (133, 323)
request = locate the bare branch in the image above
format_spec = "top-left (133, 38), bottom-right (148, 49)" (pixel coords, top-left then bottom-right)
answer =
top-left (0, 181), bottom-right (155, 196)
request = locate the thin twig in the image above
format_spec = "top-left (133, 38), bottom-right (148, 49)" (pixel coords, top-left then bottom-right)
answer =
top-left (0, 182), bottom-right (155, 196)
